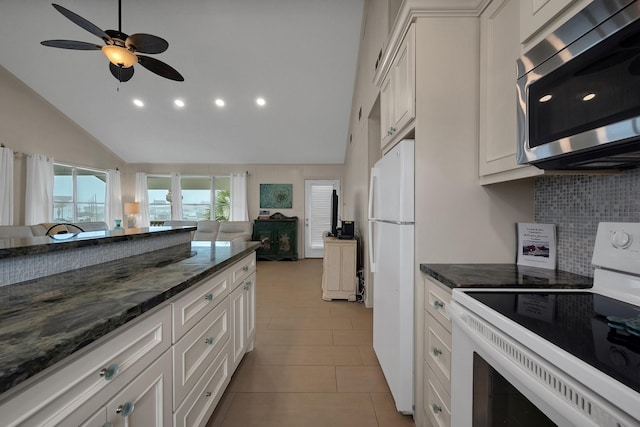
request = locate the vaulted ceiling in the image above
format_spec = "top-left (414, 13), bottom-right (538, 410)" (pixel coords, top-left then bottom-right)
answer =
top-left (0, 0), bottom-right (364, 164)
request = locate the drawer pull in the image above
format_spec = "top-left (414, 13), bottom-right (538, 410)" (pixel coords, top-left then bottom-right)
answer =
top-left (433, 300), bottom-right (444, 310)
top-left (244, 280), bottom-right (253, 290)
top-left (99, 363), bottom-right (120, 380)
top-left (432, 404), bottom-right (442, 414)
top-left (242, 265), bottom-right (249, 272)
top-left (205, 391), bottom-right (212, 397)
top-left (116, 402), bottom-right (135, 417)
top-left (432, 347), bottom-right (442, 357)
top-left (204, 293), bottom-right (214, 301)
top-left (205, 337), bottom-right (215, 345)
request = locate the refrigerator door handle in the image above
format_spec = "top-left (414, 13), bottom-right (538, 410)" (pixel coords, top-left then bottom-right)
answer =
top-left (368, 219), bottom-right (376, 273)
top-left (368, 169), bottom-right (378, 273)
top-left (368, 167), bottom-right (377, 221)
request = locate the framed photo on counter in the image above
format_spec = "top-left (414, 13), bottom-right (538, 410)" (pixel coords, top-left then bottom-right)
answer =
top-left (516, 223), bottom-right (557, 270)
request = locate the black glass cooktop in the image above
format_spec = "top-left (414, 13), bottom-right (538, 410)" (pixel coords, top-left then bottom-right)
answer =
top-left (467, 291), bottom-right (640, 394)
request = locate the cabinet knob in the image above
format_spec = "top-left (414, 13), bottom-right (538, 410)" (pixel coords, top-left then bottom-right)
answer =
top-left (205, 337), bottom-right (215, 345)
top-left (204, 293), bottom-right (214, 301)
top-left (432, 347), bottom-right (442, 357)
top-left (432, 404), bottom-right (442, 414)
top-left (116, 402), bottom-right (135, 417)
top-left (242, 265), bottom-right (249, 272)
top-left (390, 127), bottom-right (396, 132)
top-left (433, 300), bottom-right (444, 310)
top-left (205, 391), bottom-right (212, 397)
top-left (99, 363), bottom-right (120, 381)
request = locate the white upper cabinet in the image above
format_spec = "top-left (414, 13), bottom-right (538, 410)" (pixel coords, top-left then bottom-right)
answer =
top-left (520, 0), bottom-right (592, 46)
top-left (380, 24), bottom-right (415, 151)
top-left (479, 0), bottom-right (544, 185)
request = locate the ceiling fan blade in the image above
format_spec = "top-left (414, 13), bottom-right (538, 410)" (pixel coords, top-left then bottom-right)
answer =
top-left (41, 39), bottom-right (102, 50)
top-left (52, 3), bottom-right (111, 42)
top-left (109, 63), bottom-right (135, 82)
top-left (126, 34), bottom-right (169, 54)
top-left (137, 55), bottom-right (184, 81)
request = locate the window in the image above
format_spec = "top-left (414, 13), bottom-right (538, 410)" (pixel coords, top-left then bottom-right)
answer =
top-left (147, 176), bottom-right (172, 223)
top-left (146, 175), bottom-right (231, 222)
top-left (214, 177), bottom-right (230, 221)
top-left (181, 176), bottom-right (213, 220)
top-left (53, 164), bottom-right (106, 223)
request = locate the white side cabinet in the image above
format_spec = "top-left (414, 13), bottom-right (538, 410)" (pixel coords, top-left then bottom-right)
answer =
top-left (479, 0), bottom-right (544, 185)
top-left (321, 236), bottom-right (357, 301)
top-left (380, 24), bottom-right (415, 151)
top-left (422, 276), bottom-right (452, 427)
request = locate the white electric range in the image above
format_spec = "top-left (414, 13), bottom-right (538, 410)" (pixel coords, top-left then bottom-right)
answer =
top-left (449, 222), bottom-right (640, 426)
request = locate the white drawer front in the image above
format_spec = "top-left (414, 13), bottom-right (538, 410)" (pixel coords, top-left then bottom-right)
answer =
top-left (173, 270), bottom-right (230, 343)
top-left (230, 253), bottom-right (256, 290)
top-left (0, 306), bottom-right (171, 427)
top-left (173, 298), bottom-right (230, 408)
top-left (424, 362), bottom-right (451, 427)
top-left (425, 277), bottom-right (452, 332)
top-left (424, 314), bottom-right (452, 395)
top-left (174, 341), bottom-right (231, 427)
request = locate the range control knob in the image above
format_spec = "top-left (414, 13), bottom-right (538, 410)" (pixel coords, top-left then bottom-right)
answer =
top-left (611, 231), bottom-right (632, 249)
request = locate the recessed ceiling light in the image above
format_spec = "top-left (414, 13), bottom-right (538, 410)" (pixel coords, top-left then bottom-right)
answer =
top-left (538, 94), bottom-right (552, 103)
top-left (174, 99), bottom-right (185, 108)
top-left (256, 97), bottom-right (266, 106)
top-left (133, 99), bottom-right (144, 107)
top-left (582, 93), bottom-right (596, 102)
top-left (215, 98), bottom-right (225, 107)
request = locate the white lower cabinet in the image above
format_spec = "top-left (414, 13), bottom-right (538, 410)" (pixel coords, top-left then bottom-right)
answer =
top-left (0, 252), bottom-right (257, 427)
top-left (104, 350), bottom-right (173, 426)
top-left (174, 342), bottom-right (231, 427)
top-left (422, 276), bottom-right (452, 427)
top-left (230, 272), bottom-right (256, 371)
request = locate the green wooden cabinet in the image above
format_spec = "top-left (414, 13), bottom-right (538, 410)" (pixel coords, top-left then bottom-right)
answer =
top-left (252, 213), bottom-right (298, 261)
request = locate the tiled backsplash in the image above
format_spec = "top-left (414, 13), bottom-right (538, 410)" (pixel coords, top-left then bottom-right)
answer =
top-left (534, 168), bottom-right (640, 277)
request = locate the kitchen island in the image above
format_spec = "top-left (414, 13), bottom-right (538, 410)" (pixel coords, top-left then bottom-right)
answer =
top-left (0, 232), bottom-right (260, 427)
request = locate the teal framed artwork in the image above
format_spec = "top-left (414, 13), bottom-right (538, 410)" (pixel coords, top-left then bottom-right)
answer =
top-left (260, 184), bottom-right (293, 209)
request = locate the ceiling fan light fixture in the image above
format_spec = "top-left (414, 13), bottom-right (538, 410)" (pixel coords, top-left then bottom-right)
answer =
top-left (102, 45), bottom-right (138, 68)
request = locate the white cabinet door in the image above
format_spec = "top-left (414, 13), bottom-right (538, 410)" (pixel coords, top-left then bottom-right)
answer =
top-left (229, 283), bottom-right (246, 371)
top-left (519, 0), bottom-right (586, 44)
top-left (173, 299), bottom-right (230, 408)
top-left (380, 24), bottom-right (415, 151)
top-left (105, 350), bottom-right (172, 427)
top-left (479, 0), bottom-right (544, 184)
top-left (244, 273), bottom-right (256, 352)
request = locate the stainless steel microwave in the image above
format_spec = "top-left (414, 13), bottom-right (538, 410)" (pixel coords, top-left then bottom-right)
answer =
top-left (516, 0), bottom-right (640, 169)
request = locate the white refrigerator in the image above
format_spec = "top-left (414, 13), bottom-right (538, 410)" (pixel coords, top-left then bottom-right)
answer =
top-left (368, 139), bottom-right (414, 414)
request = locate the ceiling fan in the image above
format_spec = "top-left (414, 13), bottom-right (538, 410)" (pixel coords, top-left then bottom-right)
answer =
top-left (41, 1), bottom-right (184, 82)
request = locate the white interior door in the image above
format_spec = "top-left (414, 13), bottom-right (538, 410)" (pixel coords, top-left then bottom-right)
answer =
top-left (304, 180), bottom-right (340, 258)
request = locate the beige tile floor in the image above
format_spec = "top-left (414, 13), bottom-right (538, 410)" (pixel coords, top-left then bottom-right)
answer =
top-left (206, 259), bottom-right (415, 427)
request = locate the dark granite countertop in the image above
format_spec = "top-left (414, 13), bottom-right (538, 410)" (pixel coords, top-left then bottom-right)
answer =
top-left (0, 226), bottom-right (196, 259)
top-left (0, 240), bottom-right (260, 396)
top-left (420, 263), bottom-right (593, 289)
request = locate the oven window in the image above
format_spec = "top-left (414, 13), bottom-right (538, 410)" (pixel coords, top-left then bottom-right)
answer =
top-left (473, 353), bottom-right (556, 426)
top-left (528, 18), bottom-right (640, 148)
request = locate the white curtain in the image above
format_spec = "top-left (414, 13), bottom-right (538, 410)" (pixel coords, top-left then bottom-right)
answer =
top-left (0, 147), bottom-right (14, 225)
top-left (25, 154), bottom-right (54, 225)
top-left (105, 169), bottom-right (122, 228)
top-left (170, 172), bottom-right (183, 220)
top-left (230, 173), bottom-right (248, 221)
top-left (135, 172), bottom-right (150, 227)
